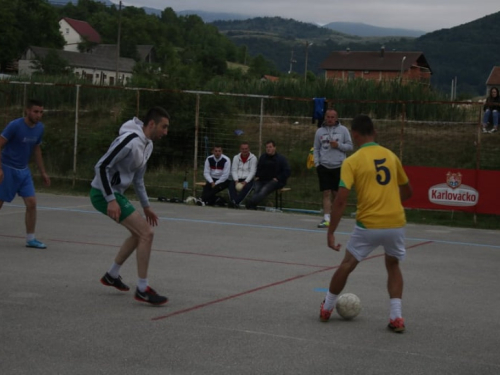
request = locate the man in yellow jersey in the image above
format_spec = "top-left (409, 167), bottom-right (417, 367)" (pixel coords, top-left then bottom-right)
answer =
top-left (318, 114), bottom-right (413, 333)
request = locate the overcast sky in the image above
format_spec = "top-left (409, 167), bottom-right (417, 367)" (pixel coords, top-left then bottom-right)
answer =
top-left (117, 0), bottom-right (500, 32)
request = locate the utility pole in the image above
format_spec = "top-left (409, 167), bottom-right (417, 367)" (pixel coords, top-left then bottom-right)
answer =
top-left (289, 49), bottom-right (296, 74)
top-left (115, 1), bottom-right (122, 84)
top-left (304, 41), bottom-right (313, 83)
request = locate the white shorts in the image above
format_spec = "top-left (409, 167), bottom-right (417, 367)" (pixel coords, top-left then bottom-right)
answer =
top-left (346, 225), bottom-right (406, 262)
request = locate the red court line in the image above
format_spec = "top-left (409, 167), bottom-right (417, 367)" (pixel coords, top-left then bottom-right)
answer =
top-left (0, 234), bottom-right (328, 269)
top-left (152, 240), bottom-right (434, 321)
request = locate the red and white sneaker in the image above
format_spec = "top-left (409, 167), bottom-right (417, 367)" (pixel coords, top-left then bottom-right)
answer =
top-left (319, 300), bottom-right (334, 322)
top-left (388, 317), bottom-right (405, 333)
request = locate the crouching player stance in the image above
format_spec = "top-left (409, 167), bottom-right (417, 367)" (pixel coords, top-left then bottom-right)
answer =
top-left (90, 107), bottom-right (170, 305)
top-left (319, 114), bottom-right (413, 332)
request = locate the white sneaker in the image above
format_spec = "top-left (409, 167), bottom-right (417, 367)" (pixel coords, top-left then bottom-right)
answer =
top-left (482, 127), bottom-right (488, 133)
top-left (489, 128), bottom-right (498, 133)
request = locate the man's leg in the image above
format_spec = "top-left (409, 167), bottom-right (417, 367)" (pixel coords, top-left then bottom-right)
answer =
top-left (235, 180), bottom-right (254, 205)
top-left (329, 250), bottom-right (359, 295)
top-left (385, 254), bottom-right (405, 332)
top-left (120, 211), bottom-right (154, 279)
top-left (385, 254), bottom-right (403, 298)
top-left (247, 180), bottom-right (279, 208)
top-left (119, 211), bottom-right (167, 305)
top-left (320, 250), bottom-right (359, 321)
top-left (23, 196), bottom-right (37, 234)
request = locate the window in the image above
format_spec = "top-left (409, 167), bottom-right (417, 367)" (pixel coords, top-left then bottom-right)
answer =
top-left (66, 28), bottom-right (69, 34)
top-left (348, 71), bottom-right (355, 80)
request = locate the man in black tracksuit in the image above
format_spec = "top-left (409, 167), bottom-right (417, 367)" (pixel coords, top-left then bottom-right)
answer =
top-left (246, 140), bottom-right (290, 210)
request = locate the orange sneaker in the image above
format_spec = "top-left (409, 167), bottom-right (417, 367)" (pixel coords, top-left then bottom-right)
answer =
top-left (388, 317), bottom-right (405, 333)
top-left (319, 300), bottom-right (334, 322)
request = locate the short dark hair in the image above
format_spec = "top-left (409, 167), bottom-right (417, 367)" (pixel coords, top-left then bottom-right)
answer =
top-left (143, 106), bottom-right (170, 125)
top-left (27, 99), bottom-right (43, 108)
top-left (265, 139), bottom-right (275, 147)
top-left (351, 115), bottom-right (375, 136)
top-left (213, 145), bottom-right (222, 150)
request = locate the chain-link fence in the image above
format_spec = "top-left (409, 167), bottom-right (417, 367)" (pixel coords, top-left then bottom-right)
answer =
top-left (1, 81), bottom-right (498, 212)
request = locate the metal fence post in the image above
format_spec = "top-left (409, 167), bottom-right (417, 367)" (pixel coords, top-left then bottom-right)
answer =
top-left (73, 85), bottom-right (80, 187)
top-left (259, 97), bottom-right (264, 155)
top-left (136, 89), bottom-right (140, 118)
top-left (193, 94), bottom-right (200, 194)
top-left (399, 103), bottom-right (406, 162)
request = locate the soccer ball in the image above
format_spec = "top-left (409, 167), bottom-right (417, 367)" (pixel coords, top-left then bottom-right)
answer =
top-left (336, 293), bottom-right (361, 320)
top-left (235, 182), bottom-right (244, 192)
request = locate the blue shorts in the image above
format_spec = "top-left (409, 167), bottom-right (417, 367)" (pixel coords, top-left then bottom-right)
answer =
top-left (0, 165), bottom-right (35, 202)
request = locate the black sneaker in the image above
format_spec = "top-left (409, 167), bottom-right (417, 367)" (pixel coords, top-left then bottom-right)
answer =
top-left (134, 286), bottom-right (168, 305)
top-left (100, 272), bottom-right (130, 291)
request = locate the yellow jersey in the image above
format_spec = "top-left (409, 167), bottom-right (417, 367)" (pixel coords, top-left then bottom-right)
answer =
top-left (340, 142), bottom-right (409, 229)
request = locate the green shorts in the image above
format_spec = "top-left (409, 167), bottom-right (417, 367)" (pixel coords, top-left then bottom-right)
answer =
top-left (90, 187), bottom-right (136, 222)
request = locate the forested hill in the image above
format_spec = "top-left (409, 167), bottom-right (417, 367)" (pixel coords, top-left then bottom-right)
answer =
top-left (212, 17), bottom-right (368, 44)
top-left (212, 13), bottom-right (500, 96)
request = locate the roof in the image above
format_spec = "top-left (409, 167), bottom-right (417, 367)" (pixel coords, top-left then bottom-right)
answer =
top-left (486, 67), bottom-right (500, 85)
top-left (92, 44), bottom-right (155, 62)
top-left (262, 75), bottom-right (279, 82)
top-left (27, 46), bottom-right (135, 73)
top-left (320, 50), bottom-right (432, 73)
top-left (62, 17), bottom-right (101, 44)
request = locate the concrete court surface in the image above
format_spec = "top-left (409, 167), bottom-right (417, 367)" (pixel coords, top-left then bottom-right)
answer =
top-left (1, 193), bottom-right (499, 375)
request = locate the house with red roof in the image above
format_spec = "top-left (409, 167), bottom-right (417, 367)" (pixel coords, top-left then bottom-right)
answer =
top-left (59, 17), bottom-right (102, 52)
top-left (485, 67), bottom-right (500, 95)
top-left (320, 47), bottom-right (432, 85)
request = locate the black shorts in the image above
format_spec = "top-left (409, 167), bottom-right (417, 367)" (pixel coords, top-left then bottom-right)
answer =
top-left (316, 165), bottom-right (341, 192)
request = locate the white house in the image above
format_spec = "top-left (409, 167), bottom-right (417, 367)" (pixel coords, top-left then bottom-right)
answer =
top-left (19, 46), bottom-right (135, 85)
top-left (59, 17), bottom-right (102, 52)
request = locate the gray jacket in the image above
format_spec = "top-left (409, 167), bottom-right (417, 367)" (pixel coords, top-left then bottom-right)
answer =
top-left (91, 117), bottom-right (152, 208)
top-left (313, 122), bottom-right (353, 168)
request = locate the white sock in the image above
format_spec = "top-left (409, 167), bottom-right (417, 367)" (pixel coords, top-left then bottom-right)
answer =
top-left (323, 291), bottom-right (338, 311)
top-left (108, 262), bottom-right (121, 278)
top-left (390, 298), bottom-right (402, 320)
top-left (324, 214), bottom-right (331, 222)
top-left (26, 234), bottom-right (35, 241)
top-left (137, 278), bottom-right (148, 292)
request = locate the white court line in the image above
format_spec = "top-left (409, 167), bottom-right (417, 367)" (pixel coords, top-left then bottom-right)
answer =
top-left (4, 203), bottom-right (500, 250)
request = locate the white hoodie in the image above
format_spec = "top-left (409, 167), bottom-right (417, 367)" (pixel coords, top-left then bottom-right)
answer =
top-left (91, 117), bottom-right (152, 208)
top-left (231, 152), bottom-right (257, 183)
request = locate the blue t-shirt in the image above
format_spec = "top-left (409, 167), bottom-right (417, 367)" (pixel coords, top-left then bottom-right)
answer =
top-left (1, 117), bottom-right (44, 169)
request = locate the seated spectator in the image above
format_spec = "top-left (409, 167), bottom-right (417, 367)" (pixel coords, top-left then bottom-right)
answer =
top-left (246, 140), bottom-right (291, 210)
top-left (228, 142), bottom-right (257, 208)
top-left (201, 145), bottom-right (231, 206)
top-left (482, 87), bottom-right (499, 134)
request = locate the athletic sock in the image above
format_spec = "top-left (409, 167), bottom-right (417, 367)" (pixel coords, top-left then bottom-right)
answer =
top-left (390, 298), bottom-right (402, 320)
top-left (137, 278), bottom-right (148, 292)
top-left (323, 291), bottom-right (338, 311)
top-left (324, 214), bottom-right (331, 222)
top-left (108, 262), bottom-right (121, 279)
top-left (26, 234), bottom-right (35, 241)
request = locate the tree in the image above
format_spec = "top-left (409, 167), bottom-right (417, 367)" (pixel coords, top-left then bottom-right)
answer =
top-left (31, 50), bottom-right (70, 75)
top-left (0, 0), bottom-right (64, 72)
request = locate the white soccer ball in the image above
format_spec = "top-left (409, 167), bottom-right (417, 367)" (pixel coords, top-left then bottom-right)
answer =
top-left (336, 293), bottom-right (361, 320)
top-left (235, 182), bottom-right (244, 192)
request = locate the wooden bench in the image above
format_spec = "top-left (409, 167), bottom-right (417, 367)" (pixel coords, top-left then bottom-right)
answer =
top-left (275, 187), bottom-right (291, 210)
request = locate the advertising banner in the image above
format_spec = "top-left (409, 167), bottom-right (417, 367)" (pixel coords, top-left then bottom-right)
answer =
top-left (403, 166), bottom-right (500, 215)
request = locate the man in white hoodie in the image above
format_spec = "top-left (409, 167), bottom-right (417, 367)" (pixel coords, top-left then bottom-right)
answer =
top-left (228, 142), bottom-right (257, 208)
top-left (90, 107), bottom-right (170, 306)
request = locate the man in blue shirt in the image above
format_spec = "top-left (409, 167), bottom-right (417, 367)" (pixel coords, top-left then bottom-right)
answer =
top-left (0, 99), bottom-right (51, 248)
